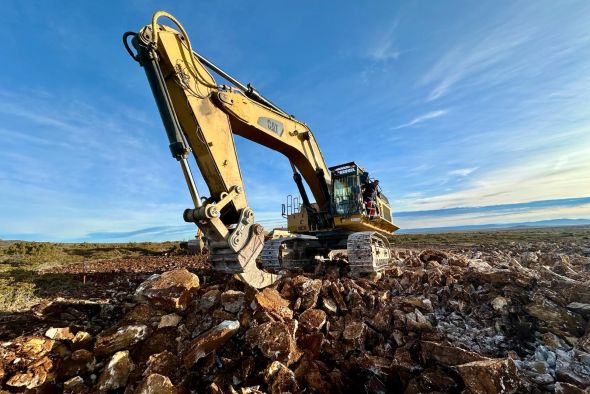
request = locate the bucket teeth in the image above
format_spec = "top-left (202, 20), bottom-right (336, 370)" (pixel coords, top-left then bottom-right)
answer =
top-left (210, 229), bottom-right (280, 289)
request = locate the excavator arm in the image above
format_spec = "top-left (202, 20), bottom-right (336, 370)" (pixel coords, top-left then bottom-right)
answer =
top-left (126, 12), bottom-right (333, 287)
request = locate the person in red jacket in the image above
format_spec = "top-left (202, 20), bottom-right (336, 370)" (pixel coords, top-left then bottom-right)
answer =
top-left (361, 179), bottom-right (379, 218)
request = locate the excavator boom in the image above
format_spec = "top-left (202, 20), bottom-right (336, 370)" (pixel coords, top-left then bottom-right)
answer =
top-left (125, 11), bottom-right (397, 288)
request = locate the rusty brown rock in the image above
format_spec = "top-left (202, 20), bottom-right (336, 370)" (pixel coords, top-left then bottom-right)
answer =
top-left (555, 381), bottom-right (587, 394)
top-left (144, 350), bottom-right (179, 378)
top-left (352, 354), bottom-right (394, 377)
top-left (421, 341), bottom-right (488, 366)
top-left (135, 268), bottom-right (200, 312)
top-left (297, 333), bottom-right (324, 358)
top-left (406, 309), bottom-right (433, 331)
top-left (183, 320), bottom-right (240, 367)
top-left (135, 373), bottom-right (179, 394)
top-left (156, 313), bottom-right (180, 330)
top-left (134, 327), bottom-right (177, 363)
top-left (392, 346), bottom-right (422, 374)
top-left (6, 355), bottom-right (57, 389)
top-left (264, 361), bottom-right (299, 394)
top-left (329, 282), bottom-right (348, 311)
top-left (221, 290), bottom-right (245, 313)
top-left (245, 321), bottom-right (301, 365)
top-left (293, 357), bottom-right (331, 392)
top-left (418, 368), bottom-right (459, 392)
top-left (342, 321), bottom-right (366, 345)
top-left (402, 297), bottom-right (433, 313)
top-left (321, 297), bottom-right (338, 314)
top-left (197, 288), bottom-right (221, 311)
top-left (63, 376), bottom-right (89, 393)
top-left (525, 294), bottom-right (586, 337)
top-left (291, 276), bottom-right (322, 310)
top-left (72, 331), bottom-right (93, 350)
top-left (370, 308), bottom-right (392, 332)
top-left (420, 249), bottom-right (468, 267)
top-left (45, 327), bottom-right (74, 341)
top-left (59, 349), bottom-right (96, 377)
top-left (456, 358), bottom-right (521, 394)
top-left (253, 288), bottom-right (293, 321)
top-left (94, 324), bottom-right (150, 356)
top-left (212, 308), bottom-right (236, 320)
top-left (97, 350), bottom-right (135, 391)
top-left (298, 308), bottom-right (327, 332)
top-left (120, 303), bottom-right (163, 327)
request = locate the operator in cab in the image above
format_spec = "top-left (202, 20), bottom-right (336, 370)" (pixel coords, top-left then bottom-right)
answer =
top-left (362, 179), bottom-right (379, 218)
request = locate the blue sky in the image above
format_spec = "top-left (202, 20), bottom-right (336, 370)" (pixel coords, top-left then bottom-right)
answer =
top-left (1, 1), bottom-right (589, 242)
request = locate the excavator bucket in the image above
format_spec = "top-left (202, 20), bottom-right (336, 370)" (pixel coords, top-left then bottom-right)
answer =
top-left (208, 226), bottom-right (280, 289)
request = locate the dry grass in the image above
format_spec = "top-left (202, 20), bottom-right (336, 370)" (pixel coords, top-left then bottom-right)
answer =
top-left (0, 241), bottom-right (177, 312)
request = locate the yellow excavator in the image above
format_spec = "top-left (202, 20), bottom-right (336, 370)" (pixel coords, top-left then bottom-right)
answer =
top-left (124, 12), bottom-right (398, 288)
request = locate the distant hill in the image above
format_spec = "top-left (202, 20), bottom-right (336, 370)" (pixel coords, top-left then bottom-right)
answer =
top-left (398, 218), bottom-right (590, 233)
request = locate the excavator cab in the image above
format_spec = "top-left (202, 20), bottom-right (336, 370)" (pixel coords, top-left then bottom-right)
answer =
top-left (330, 163), bottom-right (396, 234)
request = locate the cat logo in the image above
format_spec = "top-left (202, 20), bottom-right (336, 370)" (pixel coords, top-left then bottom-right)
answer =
top-left (257, 117), bottom-right (284, 136)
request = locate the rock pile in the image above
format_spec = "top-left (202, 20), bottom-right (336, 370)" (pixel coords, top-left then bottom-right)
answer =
top-left (1, 247), bottom-right (589, 393)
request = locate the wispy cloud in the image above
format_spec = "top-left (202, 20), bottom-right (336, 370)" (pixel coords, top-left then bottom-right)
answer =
top-left (448, 167), bottom-right (477, 177)
top-left (366, 20), bottom-right (400, 61)
top-left (393, 109), bottom-right (448, 129)
top-left (395, 198), bottom-right (590, 230)
top-left (419, 6), bottom-right (537, 101)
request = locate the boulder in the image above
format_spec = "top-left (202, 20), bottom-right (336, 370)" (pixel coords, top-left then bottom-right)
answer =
top-left (45, 327), bottom-right (74, 341)
top-left (221, 290), bottom-right (245, 313)
top-left (343, 321), bottom-right (366, 345)
top-left (144, 350), bottom-right (179, 377)
top-left (72, 331), bottom-right (93, 350)
top-left (94, 324), bottom-right (150, 356)
top-left (253, 288), bottom-right (293, 321)
top-left (135, 268), bottom-right (200, 312)
top-left (291, 276), bottom-right (322, 310)
top-left (264, 361), bottom-right (299, 394)
top-left (183, 320), bottom-right (240, 367)
top-left (96, 350), bottom-right (135, 391)
top-left (63, 376), bottom-right (88, 393)
top-left (197, 289), bottom-right (221, 311)
top-left (135, 373), bottom-right (179, 394)
top-left (158, 313), bottom-right (182, 329)
top-left (555, 381), bottom-right (587, 394)
top-left (6, 356), bottom-right (57, 389)
top-left (421, 341), bottom-right (488, 366)
top-left (59, 349), bottom-right (96, 377)
top-left (566, 302), bottom-right (590, 319)
top-left (525, 294), bottom-right (586, 338)
top-left (298, 309), bottom-right (327, 332)
top-left (456, 358), bottom-right (521, 394)
top-left (245, 321), bottom-right (301, 365)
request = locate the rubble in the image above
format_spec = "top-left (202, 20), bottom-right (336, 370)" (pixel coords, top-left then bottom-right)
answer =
top-left (158, 313), bottom-right (182, 328)
top-left (221, 290), bottom-right (245, 313)
top-left (135, 373), bottom-right (180, 393)
top-left (1, 240), bottom-right (590, 393)
top-left (253, 287), bottom-right (293, 321)
top-left (135, 268), bottom-right (200, 312)
top-left (45, 327), bottom-right (75, 341)
top-left (183, 320), bottom-right (240, 367)
top-left (96, 350), bottom-right (134, 391)
top-left (94, 324), bottom-right (150, 356)
top-left (456, 358), bottom-right (521, 393)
